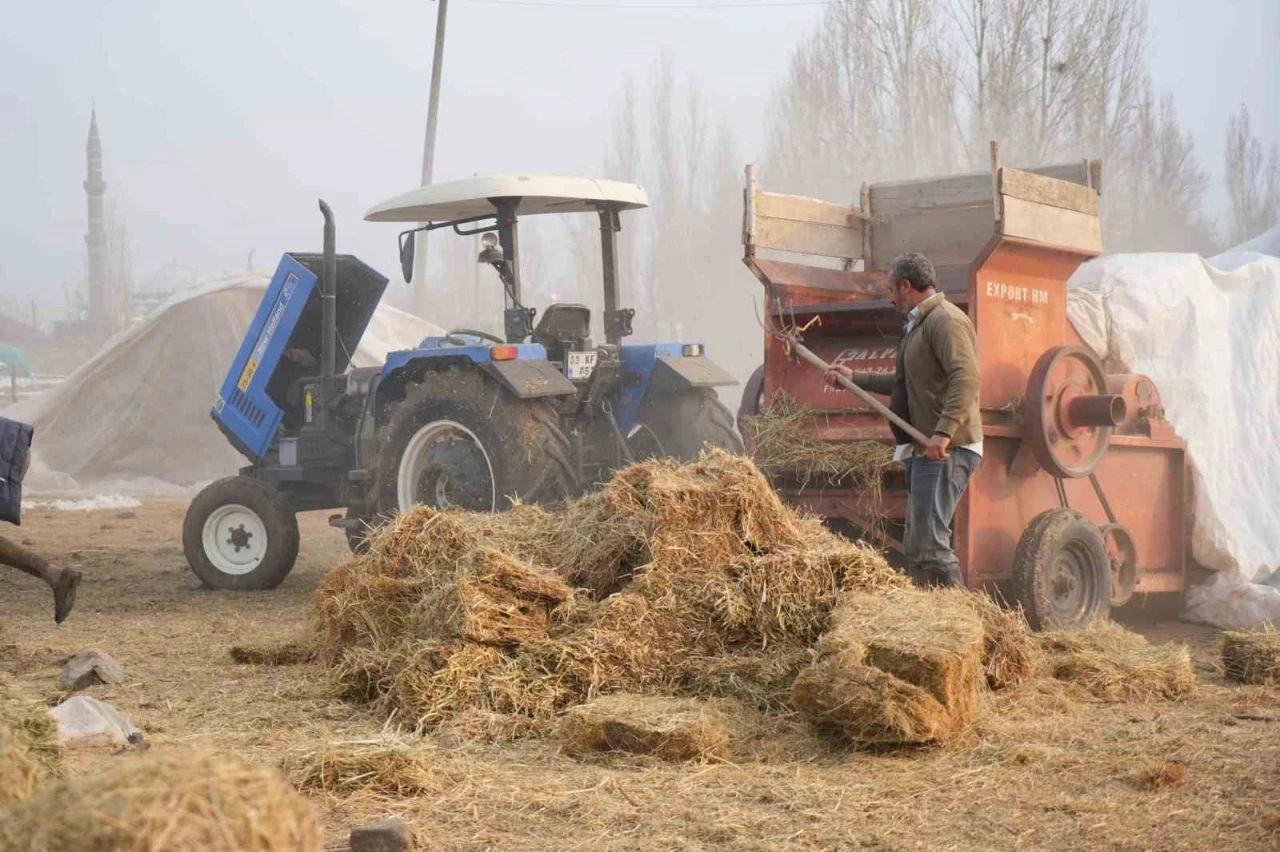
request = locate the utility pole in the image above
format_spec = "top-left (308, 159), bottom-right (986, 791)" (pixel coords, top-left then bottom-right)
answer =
top-left (413, 0), bottom-right (449, 318)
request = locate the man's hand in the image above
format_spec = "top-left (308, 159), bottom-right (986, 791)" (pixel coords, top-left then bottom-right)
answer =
top-left (925, 433), bottom-right (951, 460)
top-left (825, 365), bottom-right (853, 388)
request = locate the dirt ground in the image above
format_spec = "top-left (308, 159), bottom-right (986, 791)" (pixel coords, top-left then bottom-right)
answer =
top-left (3, 500), bottom-right (1279, 851)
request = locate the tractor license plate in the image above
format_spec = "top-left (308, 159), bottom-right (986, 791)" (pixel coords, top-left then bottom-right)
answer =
top-left (566, 351), bottom-right (598, 381)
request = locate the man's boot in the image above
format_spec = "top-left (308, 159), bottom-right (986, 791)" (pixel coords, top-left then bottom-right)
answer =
top-left (50, 567), bottom-right (82, 624)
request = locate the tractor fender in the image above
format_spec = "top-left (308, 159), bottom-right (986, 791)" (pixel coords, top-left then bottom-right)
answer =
top-left (479, 360), bottom-right (577, 400)
top-left (649, 356), bottom-right (738, 396)
top-left (613, 344), bottom-right (738, 433)
top-left (373, 345), bottom-right (576, 416)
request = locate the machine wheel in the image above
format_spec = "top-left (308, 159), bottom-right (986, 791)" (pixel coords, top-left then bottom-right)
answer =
top-left (1012, 508), bottom-right (1111, 630)
top-left (374, 366), bottom-right (577, 515)
top-left (629, 387), bottom-right (744, 462)
top-left (737, 364), bottom-right (765, 438)
top-left (183, 476), bottom-right (300, 591)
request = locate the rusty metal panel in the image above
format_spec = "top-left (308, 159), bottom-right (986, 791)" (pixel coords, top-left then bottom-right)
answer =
top-left (970, 239), bottom-right (1082, 410)
top-left (958, 436), bottom-right (1185, 587)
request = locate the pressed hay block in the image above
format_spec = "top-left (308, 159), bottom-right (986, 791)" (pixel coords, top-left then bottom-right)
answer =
top-left (794, 588), bottom-right (987, 745)
top-left (558, 694), bottom-right (732, 761)
top-left (1222, 631), bottom-right (1280, 685)
top-left (792, 650), bottom-right (951, 745)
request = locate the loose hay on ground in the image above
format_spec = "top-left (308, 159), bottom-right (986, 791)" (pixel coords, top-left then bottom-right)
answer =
top-left (289, 740), bottom-right (447, 797)
top-left (0, 672), bottom-right (60, 806)
top-left (230, 638), bottom-right (317, 666)
top-left (0, 749), bottom-right (322, 852)
top-left (1222, 630), bottom-right (1280, 685)
top-left (743, 393), bottom-right (899, 493)
top-left (1036, 621), bottom-right (1196, 702)
top-left (557, 694), bottom-right (732, 761)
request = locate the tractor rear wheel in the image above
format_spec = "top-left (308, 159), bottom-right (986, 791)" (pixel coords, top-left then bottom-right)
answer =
top-left (1012, 507), bottom-right (1111, 630)
top-left (374, 366), bottom-right (577, 516)
top-left (183, 476), bottom-right (300, 591)
top-left (629, 387), bottom-right (744, 463)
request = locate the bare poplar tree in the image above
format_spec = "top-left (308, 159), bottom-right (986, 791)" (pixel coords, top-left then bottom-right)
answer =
top-left (1225, 104), bottom-right (1280, 246)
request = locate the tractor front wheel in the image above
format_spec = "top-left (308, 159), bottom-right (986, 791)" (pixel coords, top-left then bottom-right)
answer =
top-left (375, 366), bottom-right (577, 516)
top-left (629, 387), bottom-right (744, 462)
top-left (183, 476), bottom-right (300, 591)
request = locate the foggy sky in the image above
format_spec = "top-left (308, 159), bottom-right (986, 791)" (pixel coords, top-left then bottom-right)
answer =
top-left (1, 0), bottom-right (1276, 323)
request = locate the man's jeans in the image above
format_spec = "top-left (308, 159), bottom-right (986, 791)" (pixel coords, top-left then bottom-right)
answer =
top-left (903, 447), bottom-right (981, 587)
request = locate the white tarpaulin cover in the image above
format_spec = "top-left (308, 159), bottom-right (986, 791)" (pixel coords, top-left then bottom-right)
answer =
top-left (1066, 223), bottom-right (1280, 628)
top-left (12, 272), bottom-right (442, 495)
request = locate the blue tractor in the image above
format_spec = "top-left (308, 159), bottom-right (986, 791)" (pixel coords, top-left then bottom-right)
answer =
top-left (183, 176), bottom-right (741, 589)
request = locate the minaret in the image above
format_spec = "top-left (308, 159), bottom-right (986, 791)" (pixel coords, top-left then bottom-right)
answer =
top-left (84, 108), bottom-right (108, 336)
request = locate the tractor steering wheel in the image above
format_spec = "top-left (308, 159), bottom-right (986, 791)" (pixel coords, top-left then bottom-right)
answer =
top-left (445, 328), bottom-right (507, 346)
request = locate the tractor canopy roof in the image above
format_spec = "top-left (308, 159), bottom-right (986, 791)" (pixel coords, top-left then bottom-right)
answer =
top-left (364, 175), bottom-right (648, 223)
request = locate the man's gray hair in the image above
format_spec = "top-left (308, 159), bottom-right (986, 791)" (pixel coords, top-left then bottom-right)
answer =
top-left (890, 252), bottom-right (936, 293)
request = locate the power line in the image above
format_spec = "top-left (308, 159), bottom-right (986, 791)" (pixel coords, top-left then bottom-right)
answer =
top-left (470, 0), bottom-right (833, 8)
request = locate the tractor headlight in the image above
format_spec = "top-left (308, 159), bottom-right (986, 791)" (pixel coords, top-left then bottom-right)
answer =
top-left (682, 344), bottom-right (703, 357)
top-left (481, 231), bottom-right (498, 249)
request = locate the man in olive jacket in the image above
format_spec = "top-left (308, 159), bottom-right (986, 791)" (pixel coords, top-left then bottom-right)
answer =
top-left (829, 252), bottom-right (982, 587)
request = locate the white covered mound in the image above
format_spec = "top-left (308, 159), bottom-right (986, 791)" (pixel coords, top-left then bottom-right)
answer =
top-left (13, 273), bottom-right (442, 493)
top-left (1066, 230), bottom-right (1280, 628)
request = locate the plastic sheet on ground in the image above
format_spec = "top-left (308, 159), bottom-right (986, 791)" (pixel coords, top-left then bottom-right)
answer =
top-left (1066, 224), bottom-right (1280, 628)
top-left (50, 695), bottom-right (141, 748)
top-left (11, 273), bottom-right (442, 494)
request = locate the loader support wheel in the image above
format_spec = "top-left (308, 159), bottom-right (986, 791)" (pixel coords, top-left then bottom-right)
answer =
top-left (1013, 508), bottom-right (1111, 630)
top-left (630, 387), bottom-right (744, 463)
top-left (183, 476), bottom-right (300, 591)
top-left (375, 366), bottom-right (577, 515)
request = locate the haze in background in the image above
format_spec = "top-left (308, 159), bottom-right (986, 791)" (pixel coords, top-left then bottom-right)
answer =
top-left (1, 0), bottom-right (1275, 351)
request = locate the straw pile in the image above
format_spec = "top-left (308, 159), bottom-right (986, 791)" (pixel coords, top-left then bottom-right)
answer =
top-left (742, 393), bottom-right (899, 493)
top-left (0, 749), bottom-right (322, 852)
top-left (289, 740), bottom-right (446, 796)
top-left (1038, 622), bottom-right (1197, 702)
top-left (557, 694), bottom-right (732, 761)
top-left (793, 587), bottom-right (986, 745)
top-left (314, 450), bottom-right (904, 731)
top-left (0, 673), bottom-right (60, 807)
top-left (1222, 630), bottom-right (1280, 685)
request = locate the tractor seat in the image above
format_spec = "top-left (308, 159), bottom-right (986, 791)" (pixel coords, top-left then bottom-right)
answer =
top-left (532, 303), bottom-right (592, 360)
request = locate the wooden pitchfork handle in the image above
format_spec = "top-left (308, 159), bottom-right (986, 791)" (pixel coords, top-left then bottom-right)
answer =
top-left (786, 336), bottom-right (932, 447)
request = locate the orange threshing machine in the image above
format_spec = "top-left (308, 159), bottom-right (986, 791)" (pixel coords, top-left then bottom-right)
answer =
top-left (739, 151), bottom-right (1186, 628)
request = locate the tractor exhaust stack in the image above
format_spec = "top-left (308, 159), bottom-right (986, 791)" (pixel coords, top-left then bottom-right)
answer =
top-left (318, 199), bottom-right (337, 430)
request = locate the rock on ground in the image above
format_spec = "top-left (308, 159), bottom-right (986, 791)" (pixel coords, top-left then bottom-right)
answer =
top-left (58, 649), bottom-right (125, 692)
top-left (350, 817), bottom-right (413, 852)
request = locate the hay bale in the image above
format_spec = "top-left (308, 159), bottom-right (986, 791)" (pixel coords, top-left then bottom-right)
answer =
top-left (415, 549), bottom-right (570, 647)
top-left (0, 749), bottom-right (322, 852)
top-left (792, 648), bottom-right (950, 745)
top-left (680, 647), bottom-right (812, 711)
top-left (289, 741), bottom-right (444, 796)
top-left (1037, 619), bottom-right (1149, 655)
top-left (948, 590), bottom-right (1039, 690)
top-left (1222, 630), bottom-right (1280, 685)
top-left (1036, 620), bottom-right (1196, 701)
top-left (558, 694), bottom-right (731, 760)
top-left (1047, 645), bottom-right (1197, 702)
top-left (791, 588), bottom-right (986, 746)
top-left (822, 588), bottom-right (986, 725)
